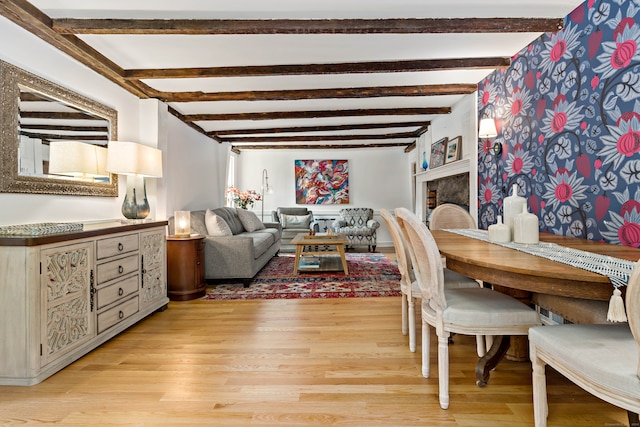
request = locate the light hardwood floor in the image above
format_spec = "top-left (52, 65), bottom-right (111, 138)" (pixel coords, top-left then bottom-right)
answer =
top-left (0, 294), bottom-right (629, 426)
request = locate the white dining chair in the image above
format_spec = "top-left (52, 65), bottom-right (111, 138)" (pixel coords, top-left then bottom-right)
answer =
top-left (380, 209), bottom-right (478, 353)
top-left (427, 203), bottom-right (489, 356)
top-left (529, 259), bottom-right (640, 427)
top-left (428, 203), bottom-right (477, 230)
top-left (395, 207), bottom-right (541, 410)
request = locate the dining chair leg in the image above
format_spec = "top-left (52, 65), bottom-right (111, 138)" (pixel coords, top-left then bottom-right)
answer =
top-left (438, 332), bottom-right (451, 409)
top-left (475, 335), bottom-right (486, 357)
top-left (530, 345), bottom-right (548, 427)
top-left (422, 318), bottom-right (430, 378)
top-left (408, 297), bottom-right (416, 352)
top-left (401, 294), bottom-right (408, 336)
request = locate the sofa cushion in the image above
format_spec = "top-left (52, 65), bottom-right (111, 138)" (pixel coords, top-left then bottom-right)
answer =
top-left (244, 229), bottom-right (278, 259)
top-left (237, 208), bottom-right (266, 232)
top-left (281, 213), bottom-right (312, 229)
top-left (213, 207), bottom-right (245, 235)
top-left (189, 211), bottom-right (208, 236)
top-left (205, 209), bottom-right (233, 236)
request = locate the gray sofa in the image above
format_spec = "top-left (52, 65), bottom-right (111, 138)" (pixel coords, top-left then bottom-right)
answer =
top-left (169, 207), bottom-right (281, 285)
top-left (272, 207), bottom-right (319, 252)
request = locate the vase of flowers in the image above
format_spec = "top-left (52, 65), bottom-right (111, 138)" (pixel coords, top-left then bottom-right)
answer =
top-left (226, 186), bottom-right (261, 209)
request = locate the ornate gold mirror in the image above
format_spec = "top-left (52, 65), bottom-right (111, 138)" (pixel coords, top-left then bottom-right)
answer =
top-left (0, 60), bottom-right (118, 196)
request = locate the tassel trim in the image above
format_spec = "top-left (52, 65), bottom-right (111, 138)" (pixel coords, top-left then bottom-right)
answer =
top-left (607, 288), bottom-right (628, 322)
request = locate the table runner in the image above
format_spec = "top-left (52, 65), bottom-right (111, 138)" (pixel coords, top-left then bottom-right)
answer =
top-left (446, 228), bottom-right (637, 322)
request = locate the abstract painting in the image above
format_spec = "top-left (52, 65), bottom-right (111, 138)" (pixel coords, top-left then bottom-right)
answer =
top-left (294, 160), bottom-right (349, 204)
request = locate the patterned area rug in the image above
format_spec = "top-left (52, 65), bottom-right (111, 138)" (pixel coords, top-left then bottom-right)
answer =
top-left (202, 253), bottom-right (401, 300)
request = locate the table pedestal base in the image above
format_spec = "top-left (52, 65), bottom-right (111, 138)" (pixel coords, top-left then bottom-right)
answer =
top-left (475, 335), bottom-right (511, 387)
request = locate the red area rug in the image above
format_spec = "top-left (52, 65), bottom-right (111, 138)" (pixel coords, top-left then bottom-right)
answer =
top-left (202, 253), bottom-right (401, 300)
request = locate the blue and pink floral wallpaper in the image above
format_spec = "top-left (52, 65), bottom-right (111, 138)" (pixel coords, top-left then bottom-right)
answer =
top-left (478, 0), bottom-right (640, 247)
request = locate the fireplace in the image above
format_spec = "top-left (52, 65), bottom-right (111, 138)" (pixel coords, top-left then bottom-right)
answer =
top-left (426, 173), bottom-right (470, 220)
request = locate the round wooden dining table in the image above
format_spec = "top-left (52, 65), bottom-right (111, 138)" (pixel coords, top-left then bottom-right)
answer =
top-left (431, 230), bottom-right (640, 301)
top-left (430, 229), bottom-right (640, 386)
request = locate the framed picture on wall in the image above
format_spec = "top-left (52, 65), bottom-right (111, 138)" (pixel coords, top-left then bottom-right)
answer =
top-left (429, 137), bottom-right (447, 168)
top-left (445, 136), bottom-right (462, 164)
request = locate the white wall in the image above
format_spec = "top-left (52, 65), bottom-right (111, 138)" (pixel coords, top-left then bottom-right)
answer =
top-left (162, 113), bottom-right (229, 215)
top-left (236, 147), bottom-right (413, 247)
top-left (411, 93), bottom-right (479, 223)
top-left (0, 16), bottom-right (227, 225)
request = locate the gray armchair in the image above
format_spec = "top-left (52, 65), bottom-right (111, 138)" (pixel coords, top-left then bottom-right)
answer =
top-left (332, 208), bottom-right (380, 252)
top-left (272, 207), bottom-right (319, 252)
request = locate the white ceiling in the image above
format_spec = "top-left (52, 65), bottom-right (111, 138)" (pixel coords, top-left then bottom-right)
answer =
top-left (22, 0), bottom-right (584, 149)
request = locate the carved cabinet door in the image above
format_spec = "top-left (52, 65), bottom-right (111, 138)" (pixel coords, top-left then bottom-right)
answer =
top-left (139, 229), bottom-right (166, 308)
top-left (40, 241), bottom-right (96, 366)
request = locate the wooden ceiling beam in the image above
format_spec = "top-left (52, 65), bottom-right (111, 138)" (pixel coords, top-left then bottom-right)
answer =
top-left (232, 142), bottom-right (414, 150)
top-left (184, 107), bottom-right (450, 122)
top-left (52, 17), bottom-right (564, 35)
top-left (213, 121), bottom-right (429, 136)
top-left (221, 132), bottom-right (417, 143)
top-left (0, 0), bottom-right (153, 98)
top-left (159, 84), bottom-right (477, 102)
top-left (125, 57), bottom-right (510, 79)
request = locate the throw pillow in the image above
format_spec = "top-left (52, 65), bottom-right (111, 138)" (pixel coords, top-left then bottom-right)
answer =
top-left (205, 209), bottom-right (233, 236)
top-left (280, 213), bottom-right (312, 229)
top-left (236, 208), bottom-right (266, 232)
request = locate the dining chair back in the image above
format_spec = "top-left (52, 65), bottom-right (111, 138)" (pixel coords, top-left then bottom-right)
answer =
top-left (380, 209), bottom-right (419, 351)
top-left (429, 203), bottom-right (476, 230)
top-left (395, 207), bottom-right (541, 410)
top-left (529, 260), bottom-right (640, 427)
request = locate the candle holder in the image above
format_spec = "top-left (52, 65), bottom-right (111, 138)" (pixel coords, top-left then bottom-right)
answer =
top-left (174, 211), bottom-right (191, 237)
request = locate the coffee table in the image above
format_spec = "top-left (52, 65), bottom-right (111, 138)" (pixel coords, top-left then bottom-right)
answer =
top-left (290, 233), bottom-right (349, 274)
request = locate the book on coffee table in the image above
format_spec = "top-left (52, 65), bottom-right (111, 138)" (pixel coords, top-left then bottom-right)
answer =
top-left (298, 256), bottom-right (321, 269)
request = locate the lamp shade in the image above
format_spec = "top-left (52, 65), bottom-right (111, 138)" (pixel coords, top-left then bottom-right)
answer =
top-left (106, 141), bottom-right (163, 177)
top-left (478, 118), bottom-right (498, 139)
top-left (48, 141), bottom-right (108, 178)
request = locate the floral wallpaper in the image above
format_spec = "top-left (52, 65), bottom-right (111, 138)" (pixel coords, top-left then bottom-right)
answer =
top-left (478, 0), bottom-right (640, 247)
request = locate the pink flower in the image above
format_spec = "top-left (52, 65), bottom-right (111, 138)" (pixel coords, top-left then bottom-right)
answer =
top-left (550, 39), bottom-right (567, 62)
top-left (618, 221), bottom-right (640, 248)
top-left (611, 40), bottom-right (637, 69)
top-left (555, 180), bottom-right (573, 203)
top-left (616, 128), bottom-right (640, 156)
top-left (551, 112), bottom-right (568, 133)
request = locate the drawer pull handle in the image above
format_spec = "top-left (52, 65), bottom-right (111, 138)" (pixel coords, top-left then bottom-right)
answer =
top-left (118, 265), bottom-right (124, 274)
top-left (117, 243), bottom-right (124, 251)
top-left (118, 310), bottom-right (124, 319)
top-left (118, 288), bottom-right (124, 296)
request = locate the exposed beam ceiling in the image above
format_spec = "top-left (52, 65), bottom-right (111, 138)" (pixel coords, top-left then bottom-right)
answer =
top-left (2, 0), bottom-right (582, 151)
top-left (52, 17), bottom-right (564, 35)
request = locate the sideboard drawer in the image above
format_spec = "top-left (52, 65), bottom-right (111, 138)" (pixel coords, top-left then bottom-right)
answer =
top-left (96, 254), bottom-right (139, 285)
top-left (96, 275), bottom-right (139, 310)
top-left (96, 233), bottom-right (139, 260)
top-left (97, 296), bottom-right (139, 334)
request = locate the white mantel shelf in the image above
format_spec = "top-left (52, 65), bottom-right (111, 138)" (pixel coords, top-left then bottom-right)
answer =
top-left (415, 158), bottom-right (470, 182)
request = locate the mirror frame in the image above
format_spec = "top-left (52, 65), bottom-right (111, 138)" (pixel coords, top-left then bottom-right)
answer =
top-left (0, 60), bottom-right (118, 197)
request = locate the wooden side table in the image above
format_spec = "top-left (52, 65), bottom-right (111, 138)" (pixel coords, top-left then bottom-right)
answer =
top-left (166, 234), bottom-right (206, 301)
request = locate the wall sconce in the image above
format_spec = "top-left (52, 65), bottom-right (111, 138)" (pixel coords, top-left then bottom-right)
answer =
top-left (174, 211), bottom-right (191, 237)
top-left (48, 141), bottom-right (109, 181)
top-left (261, 168), bottom-right (273, 222)
top-left (478, 118), bottom-right (502, 155)
top-left (106, 141), bottom-right (163, 220)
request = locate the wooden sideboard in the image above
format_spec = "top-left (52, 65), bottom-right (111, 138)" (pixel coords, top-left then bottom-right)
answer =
top-left (0, 220), bottom-right (169, 385)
